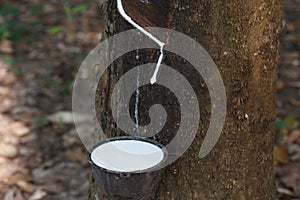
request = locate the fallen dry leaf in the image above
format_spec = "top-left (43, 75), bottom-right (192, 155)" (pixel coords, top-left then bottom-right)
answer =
top-left (289, 98), bottom-right (300, 106)
top-left (277, 187), bottom-right (294, 196)
top-left (274, 145), bottom-right (289, 165)
top-left (47, 111), bottom-right (73, 124)
top-left (287, 130), bottom-right (300, 162)
top-left (0, 86), bottom-right (10, 96)
top-left (0, 40), bottom-right (13, 54)
top-left (28, 189), bottom-right (47, 200)
top-left (13, 189), bottom-right (25, 200)
top-left (0, 143), bottom-right (18, 158)
top-left (8, 171), bottom-right (32, 186)
top-left (41, 182), bottom-right (63, 194)
top-left (47, 111), bottom-right (91, 124)
top-left (16, 180), bottom-right (35, 193)
top-left (2, 73), bottom-right (17, 85)
top-left (0, 163), bottom-right (27, 184)
top-left (66, 148), bottom-right (87, 164)
top-left (287, 130), bottom-right (300, 144)
top-left (12, 123), bottom-right (30, 137)
top-left (276, 163), bottom-right (300, 196)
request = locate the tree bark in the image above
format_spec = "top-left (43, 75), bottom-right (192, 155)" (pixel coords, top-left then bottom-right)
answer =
top-left (90, 0), bottom-right (281, 199)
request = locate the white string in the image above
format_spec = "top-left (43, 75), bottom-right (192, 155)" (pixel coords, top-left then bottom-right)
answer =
top-left (117, 0), bottom-right (164, 84)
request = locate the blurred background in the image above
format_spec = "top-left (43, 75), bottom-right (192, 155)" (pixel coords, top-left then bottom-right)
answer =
top-left (0, 0), bottom-right (299, 199)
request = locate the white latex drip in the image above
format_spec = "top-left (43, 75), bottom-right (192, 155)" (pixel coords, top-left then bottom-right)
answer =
top-left (150, 46), bottom-right (164, 84)
top-left (134, 64), bottom-right (140, 132)
top-left (117, 0), bottom-right (164, 84)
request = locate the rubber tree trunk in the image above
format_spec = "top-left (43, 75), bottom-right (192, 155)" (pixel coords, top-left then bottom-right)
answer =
top-left (89, 0), bottom-right (282, 199)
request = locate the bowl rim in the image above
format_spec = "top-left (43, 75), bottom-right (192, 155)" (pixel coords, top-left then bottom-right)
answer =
top-left (88, 136), bottom-right (168, 174)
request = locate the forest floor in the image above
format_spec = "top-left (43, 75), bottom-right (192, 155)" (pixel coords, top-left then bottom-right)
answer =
top-left (0, 0), bottom-right (299, 199)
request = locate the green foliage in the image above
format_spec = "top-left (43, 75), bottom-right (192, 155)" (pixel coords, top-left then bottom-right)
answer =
top-left (0, 3), bottom-right (21, 16)
top-left (64, 4), bottom-right (88, 20)
top-left (30, 3), bottom-right (42, 15)
top-left (0, 3), bottom-right (41, 43)
top-left (4, 57), bottom-right (21, 75)
top-left (72, 4), bottom-right (88, 14)
top-left (30, 21), bottom-right (42, 28)
top-left (61, 79), bottom-right (74, 96)
top-left (48, 25), bottom-right (64, 35)
top-left (34, 114), bottom-right (47, 127)
top-left (275, 114), bottom-right (298, 144)
top-left (275, 118), bottom-right (285, 133)
top-left (0, 3), bottom-right (25, 42)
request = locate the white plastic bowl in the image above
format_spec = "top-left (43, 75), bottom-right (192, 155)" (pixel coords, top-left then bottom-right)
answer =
top-left (91, 139), bottom-right (165, 172)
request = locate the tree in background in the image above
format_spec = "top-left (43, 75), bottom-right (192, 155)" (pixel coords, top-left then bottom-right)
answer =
top-left (89, 0), bottom-right (282, 199)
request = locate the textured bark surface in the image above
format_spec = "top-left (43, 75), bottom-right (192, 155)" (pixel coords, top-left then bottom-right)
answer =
top-left (90, 0), bottom-right (282, 199)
